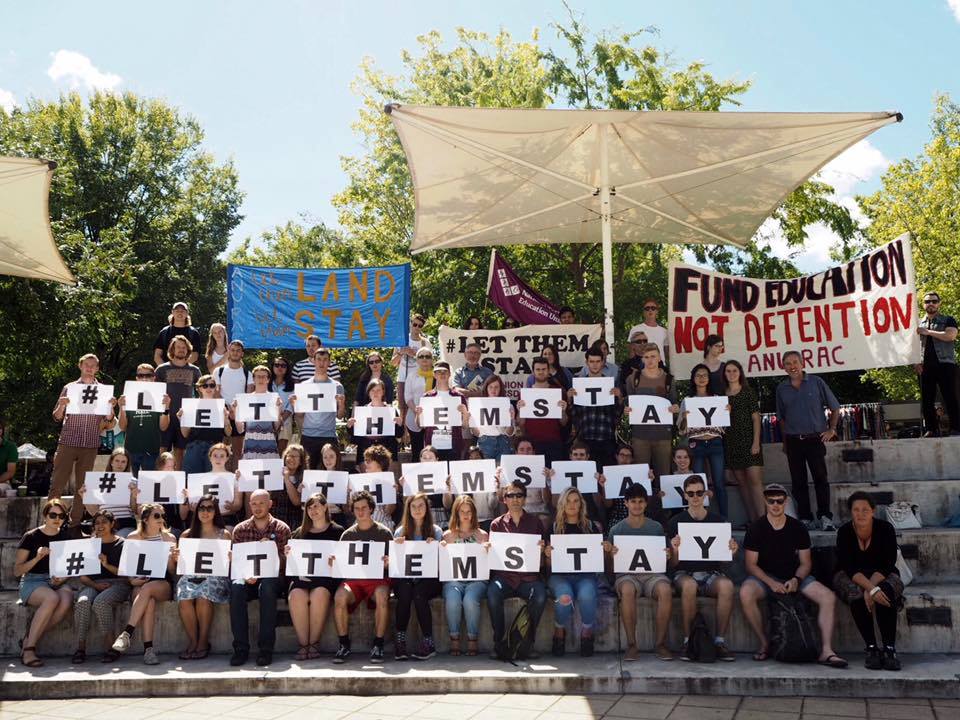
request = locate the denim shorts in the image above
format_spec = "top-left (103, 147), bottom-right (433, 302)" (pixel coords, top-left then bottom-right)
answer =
top-left (18, 573), bottom-right (56, 604)
top-left (743, 574), bottom-right (816, 599)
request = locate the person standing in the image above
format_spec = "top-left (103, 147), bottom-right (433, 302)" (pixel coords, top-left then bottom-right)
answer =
top-left (417, 361), bottom-right (469, 462)
top-left (568, 346), bottom-right (622, 471)
top-left (156, 335), bottom-right (202, 469)
top-left (292, 334), bottom-right (341, 383)
top-left (49, 354), bottom-right (116, 498)
top-left (153, 302), bottom-right (202, 366)
top-left (622, 343), bottom-right (678, 480)
top-left (178, 374), bottom-right (230, 475)
top-left (354, 352), bottom-right (395, 407)
top-left (118, 364), bottom-right (171, 474)
top-left (269, 356), bottom-right (295, 454)
top-left (517, 357), bottom-right (569, 467)
top-left (402, 349), bottom-right (436, 462)
top-left (292, 349), bottom-right (345, 470)
top-left (723, 360), bottom-right (765, 523)
top-left (452, 343), bottom-right (493, 397)
top-left (916, 291), bottom-right (960, 436)
top-left (394, 313), bottom-right (432, 430)
top-left (0, 417), bottom-right (18, 487)
top-left (205, 322), bottom-right (230, 373)
top-left (775, 350), bottom-right (840, 531)
top-left (214, 340), bottom-right (254, 465)
top-left (627, 299), bottom-right (669, 367)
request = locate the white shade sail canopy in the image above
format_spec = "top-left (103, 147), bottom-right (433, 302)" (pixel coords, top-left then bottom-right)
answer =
top-left (387, 105), bottom-right (901, 253)
top-left (0, 156), bottom-right (75, 284)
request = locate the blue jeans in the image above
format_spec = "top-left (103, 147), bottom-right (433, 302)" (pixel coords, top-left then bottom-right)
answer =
top-left (689, 436), bottom-right (727, 517)
top-left (487, 578), bottom-right (547, 643)
top-left (478, 434), bottom-right (512, 463)
top-left (230, 578), bottom-right (280, 652)
top-left (443, 580), bottom-right (488, 639)
top-left (182, 440), bottom-right (213, 475)
top-left (548, 573), bottom-right (598, 629)
top-left (128, 451), bottom-right (157, 474)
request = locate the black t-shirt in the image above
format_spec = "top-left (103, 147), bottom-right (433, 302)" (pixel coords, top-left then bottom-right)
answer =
top-left (743, 515), bottom-right (810, 580)
top-left (923, 315), bottom-right (958, 365)
top-left (155, 362), bottom-right (201, 412)
top-left (667, 509), bottom-right (728, 573)
top-left (94, 537), bottom-right (125, 579)
top-left (155, 325), bottom-right (203, 363)
top-left (291, 522), bottom-right (345, 542)
top-left (17, 526), bottom-right (68, 575)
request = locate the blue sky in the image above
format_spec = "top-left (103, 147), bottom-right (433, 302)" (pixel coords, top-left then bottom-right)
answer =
top-left (2, 0), bottom-right (959, 270)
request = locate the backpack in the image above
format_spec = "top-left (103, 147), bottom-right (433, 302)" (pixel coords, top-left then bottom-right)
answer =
top-left (498, 603), bottom-right (534, 662)
top-left (767, 594), bottom-right (821, 663)
top-left (685, 612), bottom-right (717, 663)
top-left (215, 365), bottom-right (252, 388)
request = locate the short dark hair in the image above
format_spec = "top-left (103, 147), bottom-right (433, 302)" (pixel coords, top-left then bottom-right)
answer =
top-left (559, 306), bottom-right (574, 316)
top-left (351, 489), bottom-right (376, 511)
top-left (585, 346), bottom-right (604, 361)
top-left (532, 356), bottom-right (550, 369)
top-left (846, 490), bottom-right (876, 511)
top-left (569, 439), bottom-right (591, 457)
top-left (623, 483), bottom-right (648, 501)
top-left (682, 474), bottom-right (706, 491)
top-left (506, 480), bottom-right (527, 497)
top-left (703, 334), bottom-right (723, 358)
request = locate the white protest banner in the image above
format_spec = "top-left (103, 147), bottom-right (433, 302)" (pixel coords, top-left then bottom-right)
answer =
top-left (230, 541), bottom-right (281, 581)
top-left (660, 474), bottom-right (709, 509)
top-left (180, 398), bottom-right (225, 429)
top-left (286, 539), bottom-right (337, 578)
top-left (136, 471), bottom-right (186, 505)
top-left (294, 382), bottom-right (337, 414)
top-left (400, 461), bottom-right (449, 496)
top-left (467, 397), bottom-right (513, 436)
top-left (449, 459), bottom-right (497, 495)
top-left (612, 535), bottom-right (668, 575)
top-left (439, 542), bottom-right (490, 582)
top-left (627, 395), bottom-right (674, 426)
top-left (238, 458), bottom-right (284, 492)
top-left (601, 464), bottom-right (651, 500)
top-left (678, 522), bottom-right (732, 563)
top-left (235, 392), bottom-right (280, 423)
top-left (49, 537), bottom-right (101, 578)
top-left (388, 540), bottom-right (439, 579)
top-left (301, 470), bottom-right (350, 504)
top-left (176, 538), bottom-right (231, 577)
top-left (489, 532), bottom-right (541, 573)
top-left (82, 471), bottom-right (133, 505)
top-left (332, 541), bottom-right (387, 579)
top-left (499, 454), bottom-right (546, 490)
top-left (186, 472), bottom-right (236, 506)
top-left (122, 381), bottom-right (166, 413)
top-left (65, 383), bottom-right (114, 416)
top-left (418, 394), bottom-right (463, 428)
top-left (353, 405), bottom-right (397, 437)
top-left (572, 376), bottom-right (615, 407)
top-left (683, 396), bottom-right (730, 428)
top-left (349, 472), bottom-right (397, 506)
top-left (117, 538), bottom-right (171, 579)
top-left (668, 235), bottom-right (921, 378)
top-left (518, 387), bottom-right (563, 420)
top-left (439, 324), bottom-right (603, 400)
top-left (549, 461), bottom-right (598, 494)
top-left (549, 533), bottom-right (603, 573)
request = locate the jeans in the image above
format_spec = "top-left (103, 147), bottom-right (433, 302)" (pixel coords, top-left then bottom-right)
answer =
top-left (478, 434), bottom-right (512, 463)
top-left (487, 578), bottom-right (547, 643)
top-left (230, 578), bottom-right (280, 652)
top-left (128, 451), bottom-right (157, 475)
top-left (548, 573), bottom-right (599, 629)
top-left (689, 436), bottom-right (727, 517)
top-left (784, 435), bottom-right (831, 521)
top-left (443, 580), bottom-right (488, 639)
top-left (181, 440), bottom-right (213, 475)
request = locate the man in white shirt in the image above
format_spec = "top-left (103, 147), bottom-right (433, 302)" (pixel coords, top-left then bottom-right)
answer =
top-left (214, 340), bottom-right (254, 465)
top-left (628, 299), bottom-right (669, 367)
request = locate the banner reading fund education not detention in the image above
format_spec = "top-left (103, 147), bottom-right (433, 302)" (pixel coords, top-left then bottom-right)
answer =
top-left (668, 235), bottom-right (921, 378)
top-left (438, 324), bottom-right (603, 400)
top-left (227, 263), bottom-right (411, 349)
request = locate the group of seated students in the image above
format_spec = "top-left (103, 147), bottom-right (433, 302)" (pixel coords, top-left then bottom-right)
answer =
top-left (15, 435), bottom-right (905, 673)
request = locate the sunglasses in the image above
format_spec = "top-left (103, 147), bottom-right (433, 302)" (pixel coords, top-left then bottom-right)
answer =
top-left (412, 322), bottom-right (424, 328)
top-left (136, 373), bottom-right (155, 379)
top-left (46, 512), bottom-right (66, 520)
top-left (504, 492), bottom-right (525, 499)
top-left (765, 497), bottom-right (786, 505)
top-left (199, 382), bottom-right (217, 389)
top-left (685, 490), bottom-right (706, 497)
top-left (197, 505), bottom-right (215, 512)
top-left (273, 363), bottom-right (288, 368)
top-left (149, 513), bottom-right (164, 520)
top-left (369, 359), bottom-right (383, 365)
top-left (643, 306), bottom-right (658, 311)
top-left (924, 300), bottom-right (940, 305)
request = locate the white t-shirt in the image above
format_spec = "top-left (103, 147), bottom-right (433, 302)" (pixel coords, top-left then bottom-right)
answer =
top-left (627, 322), bottom-right (669, 360)
top-left (216, 364), bottom-right (251, 405)
top-left (396, 336), bottom-right (433, 383)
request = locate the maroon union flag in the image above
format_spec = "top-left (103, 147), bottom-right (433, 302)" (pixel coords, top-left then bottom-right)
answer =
top-left (486, 250), bottom-right (560, 325)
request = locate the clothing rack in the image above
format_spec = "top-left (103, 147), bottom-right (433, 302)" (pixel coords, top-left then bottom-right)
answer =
top-left (760, 402), bottom-right (888, 443)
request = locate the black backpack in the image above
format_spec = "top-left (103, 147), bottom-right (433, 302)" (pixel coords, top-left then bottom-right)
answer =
top-left (498, 603), bottom-right (534, 662)
top-left (767, 594), bottom-right (821, 662)
top-left (685, 612), bottom-right (717, 663)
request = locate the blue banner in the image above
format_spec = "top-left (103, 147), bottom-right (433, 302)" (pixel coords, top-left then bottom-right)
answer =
top-left (227, 263), bottom-right (411, 349)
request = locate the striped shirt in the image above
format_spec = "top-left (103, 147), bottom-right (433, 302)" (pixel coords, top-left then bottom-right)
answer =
top-left (292, 357), bottom-right (341, 383)
top-left (57, 381), bottom-right (108, 449)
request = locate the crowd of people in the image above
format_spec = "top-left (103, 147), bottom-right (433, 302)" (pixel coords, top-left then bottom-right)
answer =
top-left (13, 293), bottom-right (945, 672)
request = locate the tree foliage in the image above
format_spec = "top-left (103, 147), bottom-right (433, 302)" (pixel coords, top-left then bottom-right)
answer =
top-left (0, 92), bottom-right (242, 445)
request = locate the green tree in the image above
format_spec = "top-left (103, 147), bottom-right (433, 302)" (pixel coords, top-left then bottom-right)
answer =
top-left (859, 94), bottom-right (960, 400)
top-left (0, 92), bottom-right (242, 445)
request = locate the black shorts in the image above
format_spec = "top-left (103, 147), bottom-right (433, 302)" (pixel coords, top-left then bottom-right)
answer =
top-left (160, 415), bottom-right (187, 449)
top-left (289, 577), bottom-right (341, 596)
top-left (229, 418), bottom-right (245, 437)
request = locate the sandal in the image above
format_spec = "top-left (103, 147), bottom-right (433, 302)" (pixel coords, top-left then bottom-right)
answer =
top-left (307, 643), bottom-right (322, 659)
top-left (449, 636), bottom-right (461, 656)
top-left (192, 645), bottom-right (210, 660)
top-left (21, 646), bottom-right (44, 668)
top-left (752, 649), bottom-right (769, 661)
top-left (101, 649), bottom-right (121, 664)
top-left (466, 638), bottom-right (478, 657)
top-left (818, 654), bottom-right (849, 669)
top-left (179, 647), bottom-right (196, 660)
top-left (72, 648), bottom-right (87, 664)
top-left (295, 644), bottom-right (311, 661)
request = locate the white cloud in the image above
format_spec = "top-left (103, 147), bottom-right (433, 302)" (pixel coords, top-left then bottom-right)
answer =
top-left (817, 139), bottom-right (890, 196)
top-left (948, 0), bottom-right (960, 23)
top-left (0, 87), bottom-right (15, 113)
top-left (47, 50), bottom-right (121, 91)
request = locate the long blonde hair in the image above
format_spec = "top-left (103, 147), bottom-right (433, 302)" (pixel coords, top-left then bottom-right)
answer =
top-left (206, 323), bottom-right (228, 356)
top-left (553, 487), bottom-right (592, 534)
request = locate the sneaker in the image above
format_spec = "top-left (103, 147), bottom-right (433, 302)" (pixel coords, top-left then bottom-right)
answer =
top-left (394, 638), bottom-right (408, 661)
top-left (864, 645), bottom-right (883, 670)
top-left (369, 645), bottom-right (385, 663)
top-left (111, 631), bottom-right (131, 653)
top-left (143, 647), bottom-right (160, 665)
top-left (256, 651), bottom-right (273, 666)
top-left (715, 641), bottom-right (736, 662)
top-left (229, 648), bottom-right (249, 666)
top-left (655, 643), bottom-right (674, 661)
top-left (579, 636), bottom-right (594, 658)
top-left (332, 644), bottom-right (350, 664)
top-left (551, 635), bottom-right (565, 657)
top-left (819, 516), bottom-right (837, 532)
top-left (679, 640), bottom-right (691, 662)
top-left (412, 639), bottom-right (436, 661)
top-left (882, 647), bottom-right (901, 671)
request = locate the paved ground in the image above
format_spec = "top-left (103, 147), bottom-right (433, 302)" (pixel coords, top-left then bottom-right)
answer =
top-left (1, 694), bottom-right (959, 720)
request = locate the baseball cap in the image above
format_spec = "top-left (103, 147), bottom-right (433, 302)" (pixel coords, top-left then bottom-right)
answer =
top-left (763, 483), bottom-right (789, 496)
top-left (172, 301), bottom-right (189, 311)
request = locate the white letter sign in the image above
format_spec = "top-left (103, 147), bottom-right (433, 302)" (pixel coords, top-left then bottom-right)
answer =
top-left (118, 538), bottom-right (171, 579)
top-left (518, 388), bottom-right (562, 419)
top-left (83, 471), bottom-right (133, 505)
top-left (176, 538), bottom-right (231, 577)
top-left (612, 535), bottom-right (668, 574)
top-left (235, 392), bottom-right (280, 423)
top-left (488, 532), bottom-right (541, 573)
top-left (294, 382), bottom-right (337, 414)
top-left (572, 377), bottom-right (614, 407)
top-left (238, 458), bottom-right (284, 492)
top-left (549, 460), bottom-right (598, 494)
top-left (180, 398), bottom-right (225, 429)
top-left (332, 541), bottom-right (387, 579)
top-left (230, 541), bottom-right (281, 581)
top-left (601, 464), bottom-right (651, 500)
top-left (389, 540), bottom-right (439, 579)
top-left (467, 397), bottom-right (512, 435)
top-left (286, 539), bottom-right (336, 578)
top-left (498, 454), bottom-right (546, 489)
top-left (418, 394), bottom-right (463, 428)
top-left (353, 405), bottom-right (397, 437)
top-left (348, 472), bottom-right (397, 506)
top-left (682, 396), bottom-right (730, 428)
top-left (627, 395), bottom-right (674, 425)
top-left (136, 471), bottom-right (186, 505)
top-left (449, 459), bottom-right (497, 495)
top-left (400, 461), bottom-right (449, 496)
top-left (549, 533), bottom-right (603, 573)
top-left (65, 383), bottom-right (114, 416)
top-left (122, 381), bottom-right (166, 413)
top-left (186, 472), bottom-right (235, 506)
top-left (439, 542), bottom-right (490, 581)
top-left (301, 470), bottom-right (349, 505)
top-left (49, 537), bottom-right (101, 578)
top-left (678, 522), bottom-right (732, 562)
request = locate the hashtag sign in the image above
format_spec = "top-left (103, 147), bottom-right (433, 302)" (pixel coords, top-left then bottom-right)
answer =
top-left (445, 339), bottom-right (456, 353)
top-left (98, 473), bottom-right (117, 493)
top-left (81, 385), bottom-right (99, 404)
top-left (66, 552), bottom-right (84, 575)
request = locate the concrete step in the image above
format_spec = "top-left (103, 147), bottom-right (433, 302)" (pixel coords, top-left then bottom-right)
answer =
top-left (2, 652), bottom-right (958, 700)
top-left (830, 481), bottom-right (960, 526)
top-left (2, 581), bottom-right (958, 659)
